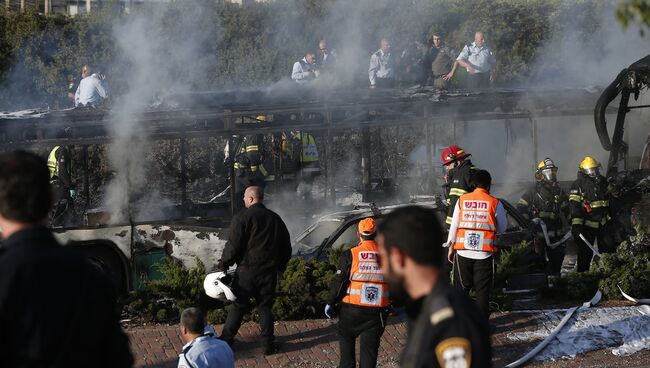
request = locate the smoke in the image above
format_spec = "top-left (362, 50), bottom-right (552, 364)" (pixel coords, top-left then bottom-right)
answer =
top-left (104, 1), bottom-right (217, 223)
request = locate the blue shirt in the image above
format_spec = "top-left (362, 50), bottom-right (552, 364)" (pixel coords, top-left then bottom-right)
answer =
top-left (456, 42), bottom-right (496, 74)
top-left (177, 335), bottom-right (234, 368)
top-left (74, 74), bottom-right (109, 107)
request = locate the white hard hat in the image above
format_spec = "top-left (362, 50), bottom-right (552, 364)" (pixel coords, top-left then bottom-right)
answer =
top-left (203, 272), bottom-right (237, 302)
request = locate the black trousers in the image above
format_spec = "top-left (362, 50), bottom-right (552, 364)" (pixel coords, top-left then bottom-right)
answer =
top-left (545, 244), bottom-right (566, 275)
top-left (573, 225), bottom-right (616, 272)
top-left (453, 254), bottom-right (493, 319)
top-left (467, 72), bottom-right (490, 89)
top-left (220, 270), bottom-right (277, 348)
top-left (337, 304), bottom-right (386, 368)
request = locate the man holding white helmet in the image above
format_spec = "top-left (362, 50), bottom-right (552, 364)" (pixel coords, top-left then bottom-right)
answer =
top-left (215, 186), bottom-right (291, 356)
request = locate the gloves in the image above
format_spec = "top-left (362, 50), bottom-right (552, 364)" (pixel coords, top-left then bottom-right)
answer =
top-left (69, 189), bottom-right (76, 199)
top-left (324, 304), bottom-right (334, 319)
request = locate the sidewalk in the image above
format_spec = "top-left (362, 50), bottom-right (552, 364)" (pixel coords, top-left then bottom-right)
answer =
top-left (127, 310), bottom-right (650, 367)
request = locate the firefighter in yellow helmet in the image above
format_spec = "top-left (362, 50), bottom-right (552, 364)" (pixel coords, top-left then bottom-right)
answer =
top-left (517, 158), bottom-right (569, 275)
top-left (325, 218), bottom-right (390, 368)
top-left (569, 157), bottom-right (616, 272)
top-left (47, 131), bottom-right (76, 226)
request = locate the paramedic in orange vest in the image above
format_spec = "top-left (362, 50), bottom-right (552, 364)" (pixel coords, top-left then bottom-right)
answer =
top-left (325, 218), bottom-right (390, 368)
top-left (445, 169), bottom-right (507, 320)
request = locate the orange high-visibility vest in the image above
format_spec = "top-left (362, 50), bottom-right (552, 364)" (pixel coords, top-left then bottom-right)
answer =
top-left (341, 240), bottom-right (390, 308)
top-left (453, 188), bottom-right (499, 253)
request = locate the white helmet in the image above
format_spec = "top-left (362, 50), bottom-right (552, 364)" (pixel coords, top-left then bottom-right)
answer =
top-left (203, 272), bottom-right (237, 302)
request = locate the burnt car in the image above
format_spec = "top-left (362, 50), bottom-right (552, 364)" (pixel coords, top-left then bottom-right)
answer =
top-left (292, 197), bottom-right (532, 261)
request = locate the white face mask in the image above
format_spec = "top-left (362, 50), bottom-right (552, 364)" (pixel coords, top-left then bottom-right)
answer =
top-left (541, 168), bottom-right (557, 182)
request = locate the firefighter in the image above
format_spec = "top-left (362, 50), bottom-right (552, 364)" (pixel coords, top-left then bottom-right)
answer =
top-left (232, 134), bottom-right (270, 209)
top-left (446, 170), bottom-right (507, 320)
top-left (517, 158), bottom-right (570, 275)
top-left (47, 144), bottom-right (75, 226)
top-left (569, 157), bottom-right (616, 272)
top-left (325, 218), bottom-right (390, 368)
top-left (291, 130), bottom-right (320, 200)
top-left (441, 145), bottom-right (477, 228)
top-left (377, 206), bottom-right (491, 367)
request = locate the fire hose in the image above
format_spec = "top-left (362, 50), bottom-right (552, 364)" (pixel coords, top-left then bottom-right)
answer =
top-left (530, 218), bottom-right (572, 262)
top-left (505, 290), bottom-right (603, 368)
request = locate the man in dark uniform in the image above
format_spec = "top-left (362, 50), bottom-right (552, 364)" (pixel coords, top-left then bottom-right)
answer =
top-left (0, 151), bottom-right (133, 367)
top-left (429, 33), bottom-right (456, 89)
top-left (216, 186), bottom-right (292, 355)
top-left (325, 218), bottom-right (390, 368)
top-left (441, 145), bottom-right (477, 228)
top-left (377, 206), bottom-right (491, 368)
top-left (517, 158), bottom-right (570, 275)
top-left (569, 157), bottom-right (616, 272)
top-left (47, 142), bottom-right (75, 226)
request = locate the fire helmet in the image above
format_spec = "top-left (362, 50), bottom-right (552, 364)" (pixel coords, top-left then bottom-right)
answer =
top-left (204, 272), bottom-right (237, 302)
top-left (358, 217), bottom-right (376, 236)
top-left (579, 156), bottom-right (601, 177)
top-left (536, 158), bottom-right (558, 182)
top-left (441, 145), bottom-right (470, 166)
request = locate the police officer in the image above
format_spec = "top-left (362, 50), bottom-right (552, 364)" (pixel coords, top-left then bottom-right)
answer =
top-left (325, 218), bottom-right (389, 368)
top-left (441, 145), bottom-right (477, 228)
top-left (377, 206), bottom-right (491, 368)
top-left (369, 38), bottom-right (395, 88)
top-left (47, 143), bottom-right (75, 225)
top-left (517, 158), bottom-right (570, 275)
top-left (177, 307), bottom-right (234, 368)
top-left (216, 186), bottom-right (292, 355)
top-left (569, 157), bottom-right (616, 272)
top-left (446, 32), bottom-right (496, 89)
top-left (446, 170), bottom-right (507, 320)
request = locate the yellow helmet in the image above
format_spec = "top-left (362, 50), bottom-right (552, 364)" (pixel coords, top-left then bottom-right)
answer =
top-left (579, 156), bottom-right (601, 177)
top-left (579, 156), bottom-right (600, 170)
top-left (256, 115), bottom-right (267, 122)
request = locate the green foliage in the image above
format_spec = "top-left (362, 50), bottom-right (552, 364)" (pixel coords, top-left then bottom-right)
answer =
top-left (617, 0), bottom-right (650, 33)
top-left (273, 257), bottom-right (337, 320)
top-left (0, 1), bottom-right (639, 110)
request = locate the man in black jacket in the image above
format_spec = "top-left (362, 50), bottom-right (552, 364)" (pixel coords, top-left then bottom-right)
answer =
top-left (216, 186), bottom-right (292, 355)
top-left (441, 145), bottom-right (477, 228)
top-left (0, 151), bottom-right (133, 368)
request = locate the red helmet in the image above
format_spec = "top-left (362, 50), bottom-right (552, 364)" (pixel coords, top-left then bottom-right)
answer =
top-left (441, 145), bottom-right (470, 165)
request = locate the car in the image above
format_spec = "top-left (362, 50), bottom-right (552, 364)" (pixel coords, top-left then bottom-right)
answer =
top-left (292, 196), bottom-right (533, 262)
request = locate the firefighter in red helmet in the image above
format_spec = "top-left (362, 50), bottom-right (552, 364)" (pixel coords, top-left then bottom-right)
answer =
top-left (441, 145), bottom-right (478, 228)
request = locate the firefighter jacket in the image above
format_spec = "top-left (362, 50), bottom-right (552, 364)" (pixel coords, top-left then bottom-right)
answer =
top-left (452, 188), bottom-right (499, 253)
top-left (517, 182), bottom-right (569, 241)
top-left (47, 146), bottom-right (72, 188)
top-left (445, 159), bottom-right (477, 226)
top-left (292, 132), bottom-right (321, 176)
top-left (569, 172), bottom-right (612, 230)
top-left (327, 240), bottom-right (390, 309)
top-left (233, 135), bottom-right (270, 182)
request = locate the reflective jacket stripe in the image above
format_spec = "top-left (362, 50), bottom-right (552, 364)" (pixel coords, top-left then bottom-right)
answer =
top-left (459, 222), bottom-right (496, 231)
top-left (569, 194), bottom-right (582, 202)
top-left (346, 288), bottom-right (390, 297)
top-left (572, 218), bottom-right (584, 225)
top-left (449, 188), bottom-right (468, 196)
top-left (349, 273), bottom-right (385, 282)
top-left (47, 146), bottom-right (60, 179)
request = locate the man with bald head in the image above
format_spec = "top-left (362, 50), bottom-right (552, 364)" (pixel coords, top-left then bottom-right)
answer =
top-left (216, 186), bottom-right (291, 356)
top-left (74, 64), bottom-right (109, 107)
top-left (446, 31), bottom-right (496, 89)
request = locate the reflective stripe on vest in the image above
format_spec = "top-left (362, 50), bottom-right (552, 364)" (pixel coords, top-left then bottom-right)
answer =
top-left (47, 146), bottom-right (60, 180)
top-left (298, 133), bottom-right (319, 163)
top-left (453, 188), bottom-right (499, 253)
top-left (341, 240), bottom-right (390, 308)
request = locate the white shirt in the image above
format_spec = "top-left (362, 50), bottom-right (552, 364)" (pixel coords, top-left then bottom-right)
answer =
top-left (178, 334), bottom-right (234, 368)
top-left (74, 74), bottom-right (109, 107)
top-left (368, 49), bottom-right (394, 85)
top-left (445, 197), bottom-right (508, 260)
top-left (291, 58), bottom-right (317, 85)
top-left (456, 42), bottom-right (496, 74)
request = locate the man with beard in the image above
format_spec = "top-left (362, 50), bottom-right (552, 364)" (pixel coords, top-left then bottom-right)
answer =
top-left (377, 206), bottom-right (491, 368)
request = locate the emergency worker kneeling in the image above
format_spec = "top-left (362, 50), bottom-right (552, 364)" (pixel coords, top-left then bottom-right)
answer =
top-left (325, 218), bottom-right (390, 368)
